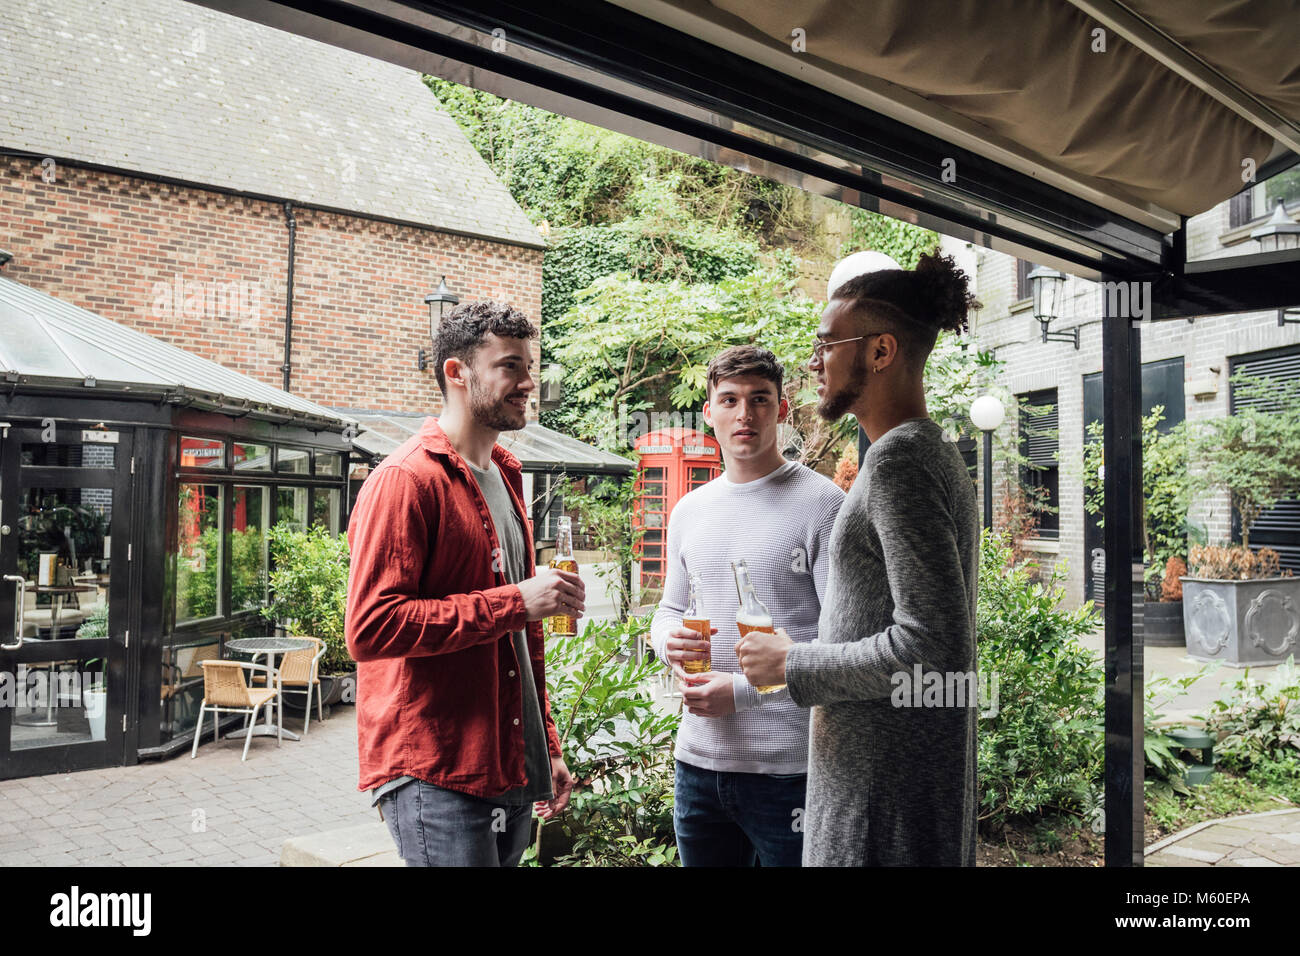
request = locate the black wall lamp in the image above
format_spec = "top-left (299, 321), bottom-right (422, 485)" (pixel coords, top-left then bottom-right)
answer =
top-left (418, 276), bottom-right (460, 371)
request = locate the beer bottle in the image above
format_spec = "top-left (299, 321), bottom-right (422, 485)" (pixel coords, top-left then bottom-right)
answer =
top-left (548, 515), bottom-right (579, 636)
top-left (681, 572), bottom-right (711, 674)
top-left (732, 558), bottom-right (786, 694)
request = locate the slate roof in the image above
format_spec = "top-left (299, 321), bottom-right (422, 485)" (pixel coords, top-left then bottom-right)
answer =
top-left (0, 275), bottom-right (355, 430)
top-left (0, 0), bottom-right (544, 249)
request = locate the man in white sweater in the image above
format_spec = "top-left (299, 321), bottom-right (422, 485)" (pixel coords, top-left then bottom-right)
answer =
top-left (650, 345), bottom-right (844, 867)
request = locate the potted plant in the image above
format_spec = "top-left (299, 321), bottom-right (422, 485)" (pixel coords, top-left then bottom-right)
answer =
top-left (1144, 555), bottom-right (1188, 647)
top-left (1180, 373), bottom-right (1300, 665)
top-left (1181, 545), bottom-right (1298, 665)
top-left (261, 523), bottom-right (355, 712)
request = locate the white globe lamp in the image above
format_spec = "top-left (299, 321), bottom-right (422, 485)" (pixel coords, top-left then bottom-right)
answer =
top-left (827, 251), bottom-right (903, 299)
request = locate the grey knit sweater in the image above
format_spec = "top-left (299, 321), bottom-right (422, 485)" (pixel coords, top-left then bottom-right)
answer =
top-left (785, 418), bottom-right (979, 866)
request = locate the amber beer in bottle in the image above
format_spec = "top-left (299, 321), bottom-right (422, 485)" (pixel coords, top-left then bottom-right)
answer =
top-left (681, 572), bottom-right (710, 674)
top-left (732, 558), bottom-right (785, 694)
top-left (547, 515), bottom-right (578, 636)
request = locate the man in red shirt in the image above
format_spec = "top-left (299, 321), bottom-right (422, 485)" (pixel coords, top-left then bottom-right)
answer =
top-left (346, 300), bottom-right (584, 867)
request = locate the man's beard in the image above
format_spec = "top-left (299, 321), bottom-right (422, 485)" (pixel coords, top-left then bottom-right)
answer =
top-left (816, 349), bottom-right (869, 422)
top-left (467, 375), bottom-right (527, 431)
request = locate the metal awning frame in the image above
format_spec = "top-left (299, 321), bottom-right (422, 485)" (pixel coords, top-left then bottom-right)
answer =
top-left (184, 0), bottom-right (1300, 868)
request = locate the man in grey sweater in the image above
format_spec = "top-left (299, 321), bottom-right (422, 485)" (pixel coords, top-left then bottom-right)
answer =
top-left (737, 250), bottom-right (981, 866)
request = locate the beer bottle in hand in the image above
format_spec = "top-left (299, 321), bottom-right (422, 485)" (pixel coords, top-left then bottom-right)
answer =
top-left (548, 515), bottom-right (578, 636)
top-left (681, 572), bottom-right (711, 674)
top-left (732, 558), bottom-right (786, 694)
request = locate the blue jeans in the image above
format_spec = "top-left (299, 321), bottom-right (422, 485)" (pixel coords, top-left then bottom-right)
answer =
top-left (379, 780), bottom-right (532, 867)
top-left (673, 759), bottom-right (806, 867)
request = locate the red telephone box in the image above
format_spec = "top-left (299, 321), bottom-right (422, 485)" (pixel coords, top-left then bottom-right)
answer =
top-left (632, 427), bottom-right (722, 594)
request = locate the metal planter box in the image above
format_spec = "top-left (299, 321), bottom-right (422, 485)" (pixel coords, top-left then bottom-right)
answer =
top-left (1180, 576), bottom-right (1300, 666)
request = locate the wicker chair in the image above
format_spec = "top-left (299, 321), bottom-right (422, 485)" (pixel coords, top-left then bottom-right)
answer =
top-left (190, 660), bottom-right (280, 761)
top-left (250, 637), bottom-right (327, 734)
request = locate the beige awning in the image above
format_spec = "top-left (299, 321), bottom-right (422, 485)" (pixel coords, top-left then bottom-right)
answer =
top-left (621, 0), bottom-right (1300, 221)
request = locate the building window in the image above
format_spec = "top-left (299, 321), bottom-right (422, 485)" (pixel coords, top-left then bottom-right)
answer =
top-left (180, 436), bottom-right (225, 470)
top-left (176, 483), bottom-right (223, 623)
top-left (1229, 345), bottom-right (1300, 573)
top-left (1015, 259), bottom-right (1040, 301)
top-left (231, 485), bottom-right (269, 612)
top-left (1019, 389), bottom-right (1059, 539)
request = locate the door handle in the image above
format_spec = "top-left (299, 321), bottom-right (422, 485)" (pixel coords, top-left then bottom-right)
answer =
top-left (3, 574), bottom-right (24, 650)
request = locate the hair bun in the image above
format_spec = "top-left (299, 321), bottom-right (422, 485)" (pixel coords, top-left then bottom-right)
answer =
top-left (913, 249), bottom-right (979, 334)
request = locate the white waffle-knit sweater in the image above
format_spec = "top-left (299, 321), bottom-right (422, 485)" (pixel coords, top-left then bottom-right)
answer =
top-left (650, 460), bottom-right (844, 774)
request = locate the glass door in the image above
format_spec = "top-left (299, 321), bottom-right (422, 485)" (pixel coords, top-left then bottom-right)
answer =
top-left (0, 420), bottom-right (132, 778)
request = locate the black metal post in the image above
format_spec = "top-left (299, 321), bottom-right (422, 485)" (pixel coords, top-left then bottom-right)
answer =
top-left (1102, 278), bottom-right (1145, 867)
top-left (982, 429), bottom-right (993, 529)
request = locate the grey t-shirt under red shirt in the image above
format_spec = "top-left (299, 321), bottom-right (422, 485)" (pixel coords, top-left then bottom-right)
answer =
top-left (370, 458), bottom-right (552, 807)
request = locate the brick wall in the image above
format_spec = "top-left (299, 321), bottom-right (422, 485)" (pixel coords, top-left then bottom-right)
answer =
top-left (0, 157), bottom-right (544, 416)
top-left (971, 198), bottom-right (1300, 607)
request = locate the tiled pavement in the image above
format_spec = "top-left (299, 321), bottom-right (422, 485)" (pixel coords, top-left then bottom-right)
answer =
top-left (0, 707), bottom-right (374, 866)
top-left (1145, 809), bottom-right (1300, 867)
top-left (5, 695), bottom-right (1299, 867)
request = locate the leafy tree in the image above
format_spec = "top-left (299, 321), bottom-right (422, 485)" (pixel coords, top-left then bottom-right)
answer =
top-left (841, 208), bottom-right (940, 268)
top-left (1082, 405), bottom-right (1190, 586)
top-left (544, 270), bottom-right (822, 450)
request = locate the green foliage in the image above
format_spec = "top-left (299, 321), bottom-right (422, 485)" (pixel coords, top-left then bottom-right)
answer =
top-left (230, 527), bottom-right (268, 612)
top-left (75, 603), bottom-right (109, 640)
top-left (545, 270), bottom-right (821, 449)
top-left (177, 526), bottom-right (219, 621)
top-left (542, 217), bottom-right (761, 329)
top-left (1244, 754), bottom-right (1300, 805)
top-left (976, 530), bottom-right (1103, 829)
top-left (924, 335), bottom-right (1002, 441)
top-left (536, 616), bottom-right (680, 866)
top-left (1083, 405), bottom-right (1190, 588)
top-left (551, 475), bottom-right (645, 618)
top-left (1142, 668), bottom-right (1214, 800)
top-left (262, 524), bottom-right (353, 674)
top-left (1146, 771), bottom-right (1283, 835)
top-left (841, 209), bottom-right (939, 268)
top-left (1202, 656), bottom-right (1300, 771)
top-left (1184, 373), bottom-right (1300, 547)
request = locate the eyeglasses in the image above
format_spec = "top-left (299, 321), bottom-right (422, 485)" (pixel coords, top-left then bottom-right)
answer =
top-left (811, 334), bottom-right (875, 361)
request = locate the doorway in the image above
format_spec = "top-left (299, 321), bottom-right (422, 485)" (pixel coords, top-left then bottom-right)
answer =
top-left (0, 419), bottom-right (133, 778)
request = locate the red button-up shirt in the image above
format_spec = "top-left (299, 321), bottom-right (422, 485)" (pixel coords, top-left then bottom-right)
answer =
top-left (345, 416), bottom-right (563, 797)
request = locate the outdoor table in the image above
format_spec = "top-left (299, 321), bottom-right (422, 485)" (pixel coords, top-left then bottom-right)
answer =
top-left (223, 636), bottom-right (315, 743)
top-left (17, 584), bottom-right (99, 727)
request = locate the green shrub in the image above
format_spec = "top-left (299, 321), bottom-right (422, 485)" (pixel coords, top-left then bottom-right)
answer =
top-left (177, 526), bottom-right (219, 621)
top-left (1143, 668), bottom-right (1214, 800)
top-left (1203, 656), bottom-right (1300, 771)
top-left (262, 524), bottom-right (352, 674)
top-left (976, 531), bottom-right (1103, 829)
top-left (530, 615), bottom-right (680, 866)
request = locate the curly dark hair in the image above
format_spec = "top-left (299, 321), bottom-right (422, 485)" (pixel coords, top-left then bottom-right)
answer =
top-left (831, 248), bottom-right (980, 368)
top-left (432, 300), bottom-right (538, 396)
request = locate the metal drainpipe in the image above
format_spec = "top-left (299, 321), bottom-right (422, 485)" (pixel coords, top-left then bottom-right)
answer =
top-left (281, 201), bottom-right (297, 392)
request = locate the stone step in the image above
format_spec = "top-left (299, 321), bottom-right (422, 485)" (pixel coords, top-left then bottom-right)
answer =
top-left (280, 821), bottom-right (401, 867)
